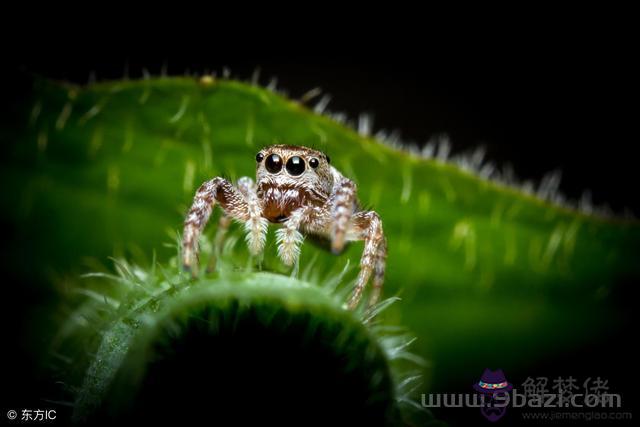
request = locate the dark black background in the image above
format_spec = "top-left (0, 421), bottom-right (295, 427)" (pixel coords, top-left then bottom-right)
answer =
top-left (2, 18), bottom-right (638, 426)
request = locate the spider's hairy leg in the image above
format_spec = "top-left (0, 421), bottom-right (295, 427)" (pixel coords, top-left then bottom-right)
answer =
top-left (206, 177), bottom-right (267, 272)
top-left (368, 237), bottom-right (387, 308)
top-left (237, 176), bottom-right (269, 256)
top-left (213, 214), bottom-right (233, 255)
top-left (206, 213), bottom-right (232, 273)
top-left (346, 211), bottom-right (385, 309)
top-left (182, 177), bottom-right (250, 275)
top-left (330, 178), bottom-right (357, 254)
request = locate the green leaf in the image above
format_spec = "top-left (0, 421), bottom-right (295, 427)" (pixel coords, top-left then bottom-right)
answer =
top-left (53, 238), bottom-right (425, 423)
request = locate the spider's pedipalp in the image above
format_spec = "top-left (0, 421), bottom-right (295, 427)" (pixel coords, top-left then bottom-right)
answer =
top-left (275, 206), bottom-right (310, 266)
top-left (345, 211), bottom-right (386, 309)
top-left (276, 205), bottom-right (334, 266)
top-left (275, 221), bottom-right (305, 267)
top-left (237, 176), bottom-right (269, 255)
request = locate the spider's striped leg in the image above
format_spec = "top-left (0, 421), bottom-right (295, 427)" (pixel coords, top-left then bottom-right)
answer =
top-left (213, 214), bottom-right (233, 255)
top-left (236, 176), bottom-right (269, 256)
top-left (330, 178), bottom-right (357, 254)
top-left (368, 237), bottom-right (387, 308)
top-left (206, 213), bottom-right (232, 273)
top-left (183, 177), bottom-right (252, 276)
top-left (345, 211), bottom-right (385, 310)
top-left (206, 177), bottom-right (267, 272)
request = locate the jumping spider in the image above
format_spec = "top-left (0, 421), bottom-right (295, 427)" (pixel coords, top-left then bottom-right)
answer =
top-left (182, 144), bottom-right (387, 309)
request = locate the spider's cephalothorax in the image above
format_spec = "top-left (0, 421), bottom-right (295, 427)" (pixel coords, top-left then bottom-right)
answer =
top-left (182, 144), bottom-right (386, 309)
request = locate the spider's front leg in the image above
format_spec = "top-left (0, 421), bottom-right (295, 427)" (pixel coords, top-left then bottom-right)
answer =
top-left (182, 177), bottom-right (267, 275)
top-left (206, 177), bottom-right (268, 271)
top-left (346, 211), bottom-right (386, 309)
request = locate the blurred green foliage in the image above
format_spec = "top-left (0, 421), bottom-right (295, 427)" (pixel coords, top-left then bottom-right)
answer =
top-left (1, 75), bottom-right (638, 401)
top-left (61, 251), bottom-right (418, 424)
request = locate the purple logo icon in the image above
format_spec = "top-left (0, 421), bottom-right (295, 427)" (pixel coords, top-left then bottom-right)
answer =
top-left (473, 369), bottom-right (512, 422)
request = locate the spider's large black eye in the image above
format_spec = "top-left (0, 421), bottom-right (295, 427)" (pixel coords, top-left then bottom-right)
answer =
top-left (265, 154), bottom-right (283, 173)
top-left (309, 158), bottom-right (319, 169)
top-left (285, 156), bottom-right (305, 176)
top-left (256, 152), bottom-right (264, 163)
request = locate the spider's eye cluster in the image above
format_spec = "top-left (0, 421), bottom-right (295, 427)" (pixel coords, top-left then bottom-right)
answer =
top-left (286, 156), bottom-right (305, 176)
top-left (265, 154), bottom-right (283, 173)
top-left (256, 152), bottom-right (264, 163)
top-left (309, 158), bottom-right (319, 169)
